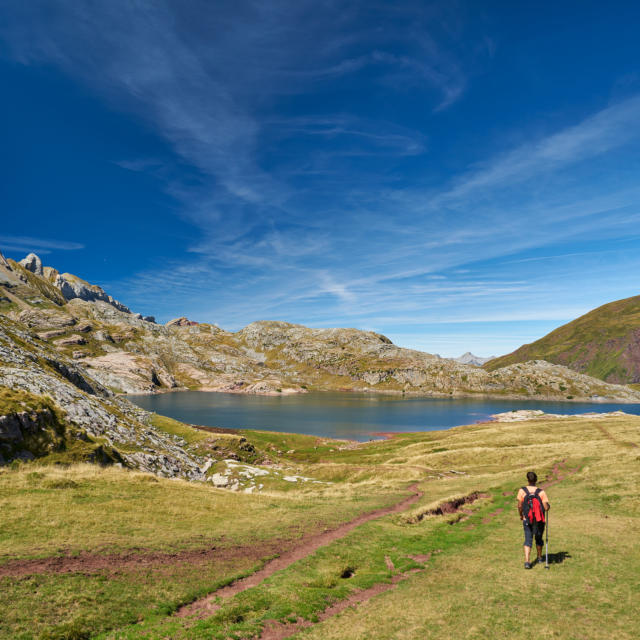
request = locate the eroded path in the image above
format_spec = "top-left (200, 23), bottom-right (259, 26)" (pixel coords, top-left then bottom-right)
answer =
top-left (175, 483), bottom-right (423, 618)
top-left (0, 541), bottom-right (281, 579)
top-left (247, 459), bottom-right (581, 640)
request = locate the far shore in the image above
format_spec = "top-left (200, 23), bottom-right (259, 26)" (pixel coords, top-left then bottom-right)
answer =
top-left (123, 385), bottom-right (640, 404)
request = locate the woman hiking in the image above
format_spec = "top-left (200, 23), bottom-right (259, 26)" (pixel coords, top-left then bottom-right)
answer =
top-left (517, 471), bottom-right (550, 569)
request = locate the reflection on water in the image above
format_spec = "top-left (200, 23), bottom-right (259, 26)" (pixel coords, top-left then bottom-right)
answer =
top-left (127, 391), bottom-right (640, 442)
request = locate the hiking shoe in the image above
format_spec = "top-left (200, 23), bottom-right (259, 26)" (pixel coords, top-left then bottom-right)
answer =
top-left (537, 557), bottom-right (543, 565)
top-left (524, 562), bottom-right (532, 569)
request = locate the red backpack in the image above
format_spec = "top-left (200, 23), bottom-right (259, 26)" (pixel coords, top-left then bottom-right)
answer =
top-left (522, 487), bottom-right (545, 524)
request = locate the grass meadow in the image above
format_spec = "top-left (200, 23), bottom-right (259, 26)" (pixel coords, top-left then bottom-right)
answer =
top-left (1, 412), bottom-right (638, 639)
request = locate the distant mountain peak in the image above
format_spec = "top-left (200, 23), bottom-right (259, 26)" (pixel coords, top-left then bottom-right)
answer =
top-left (455, 352), bottom-right (495, 366)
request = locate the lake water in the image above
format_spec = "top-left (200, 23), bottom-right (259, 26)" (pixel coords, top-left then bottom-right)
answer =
top-left (127, 391), bottom-right (640, 441)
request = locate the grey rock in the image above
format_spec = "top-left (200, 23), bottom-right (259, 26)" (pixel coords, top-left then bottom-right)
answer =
top-left (210, 473), bottom-right (229, 487)
top-left (0, 414), bottom-right (23, 441)
top-left (54, 334), bottom-right (87, 347)
top-left (19, 253), bottom-right (43, 276)
top-left (53, 273), bottom-right (132, 314)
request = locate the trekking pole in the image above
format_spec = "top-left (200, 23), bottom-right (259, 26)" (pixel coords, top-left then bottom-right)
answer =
top-left (545, 510), bottom-right (549, 569)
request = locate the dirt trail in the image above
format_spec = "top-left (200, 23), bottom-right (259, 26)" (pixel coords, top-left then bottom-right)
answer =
top-left (255, 459), bottom-right (581, 639)
top-left (175, 483), bottom-right (423, 618)
top-left (593, 423), bottom-right (638, 449)
top-left (257, 572), bottom-right (414, 640)
top-left (0, 541), bottom-right (282, 579)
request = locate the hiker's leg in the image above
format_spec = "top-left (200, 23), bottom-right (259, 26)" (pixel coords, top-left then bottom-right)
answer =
top-left (523, 521), bottom-right (533, 562)
top-left (535, 523), bottom-right (545, 559)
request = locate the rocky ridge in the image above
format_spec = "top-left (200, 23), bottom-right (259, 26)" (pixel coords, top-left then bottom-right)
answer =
top-left (2, 251), bottom-right (640, 404)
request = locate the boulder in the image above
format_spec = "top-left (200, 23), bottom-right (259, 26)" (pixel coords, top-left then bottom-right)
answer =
top-left (210, 473), bottom-right (229, 487)
top-left (19, 253), bottom-right (43, 276)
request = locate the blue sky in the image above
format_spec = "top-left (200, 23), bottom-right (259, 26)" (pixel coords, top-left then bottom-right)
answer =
top-left (1, 1), bottom-right (640, 357)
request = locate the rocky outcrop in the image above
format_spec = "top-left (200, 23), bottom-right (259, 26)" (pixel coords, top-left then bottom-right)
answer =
top-left (0, 407), bottom-right (64, 464)
top-left (16, 252), bottom-right (140, 315)
top-left (54, 334), bottom-right (87, 347)
top-left (0, 314), bottom-right (207, 478)
top-left (82, 352), bottom-right (177, 394)
top-left (18, 308), bottom-right (77, 329)
top-left (167, 317), bottom-right (199, 327)
top-left (53, 272), bottom-right (132, 313)
top-left (18, 253), bottom-right (44, 276)
top-left (491, 409), bottom-right (629, 422)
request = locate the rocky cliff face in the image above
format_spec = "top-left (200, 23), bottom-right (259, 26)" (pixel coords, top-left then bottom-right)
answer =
top-left (0, 302), bottom-right (210, 476)
top-left (18, 252), bottom-right (140, 315)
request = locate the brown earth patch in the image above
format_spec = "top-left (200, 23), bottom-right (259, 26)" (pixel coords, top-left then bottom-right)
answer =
top-left (0, 540), bottom-right (282, 579)
top-left (482, 507), bottom-right (504, 524)
top-left (411, 491), bottom-right (489, 523)
top-left (541, 459), bottom-right (581, 489)
top-left (384, 555), bottom-right (395, 572)
top-left (176, 483), bottom-right (423, 619)
top-left (409, 553), bottom-right (431, 563)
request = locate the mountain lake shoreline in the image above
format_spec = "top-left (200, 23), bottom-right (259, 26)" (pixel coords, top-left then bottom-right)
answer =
top-left (127, 389), bottom-right (640, 442)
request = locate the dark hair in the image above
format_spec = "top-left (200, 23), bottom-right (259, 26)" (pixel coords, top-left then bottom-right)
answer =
top-left (526, 471), bottom-right (537, 485)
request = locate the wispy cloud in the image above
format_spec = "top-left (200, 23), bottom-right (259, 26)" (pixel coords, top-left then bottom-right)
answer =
top-left (0, 235), bottom-right (84, 255)
top-left (3, 2), bottom-right (640, 358)
top-left (439, 95), bottom-right (640, 204)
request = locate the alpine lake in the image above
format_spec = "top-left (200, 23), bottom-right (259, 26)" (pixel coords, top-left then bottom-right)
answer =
top-left (127, 390), bottom-right (640, 441)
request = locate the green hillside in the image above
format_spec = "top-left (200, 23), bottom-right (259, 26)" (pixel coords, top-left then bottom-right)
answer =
top-left (485, 294), bottom-right (640, 383)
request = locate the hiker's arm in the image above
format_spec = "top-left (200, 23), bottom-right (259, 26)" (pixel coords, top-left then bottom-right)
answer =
top-left (517, 499), bottom-right (523, 519)
top-left (541, 490), bottom-right (550, 511)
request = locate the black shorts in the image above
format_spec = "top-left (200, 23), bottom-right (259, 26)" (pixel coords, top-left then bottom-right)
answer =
top-left (523, 520), bottom-right (545, 547)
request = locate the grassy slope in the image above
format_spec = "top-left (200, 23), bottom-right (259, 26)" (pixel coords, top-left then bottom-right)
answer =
top-left (485, 294), bottom-right (640, 383)
top-left (1, 412), bottom-right (639, 639)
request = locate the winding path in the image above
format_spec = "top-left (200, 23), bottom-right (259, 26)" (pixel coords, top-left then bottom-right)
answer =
top-left (175, 483), bottom-right (424, 618)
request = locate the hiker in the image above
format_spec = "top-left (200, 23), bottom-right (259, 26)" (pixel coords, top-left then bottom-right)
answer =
top-left (517, 471), bottom-right (550, 569)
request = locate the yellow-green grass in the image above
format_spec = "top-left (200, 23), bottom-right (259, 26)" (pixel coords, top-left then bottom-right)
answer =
top-left (297, 451), bottom-right (640, 640)
top-left (2, 413), bottom-right (639, 639)
top-left (0, 461), bottom-right (404, 639)
top-left (148, 413), bottom-right (211, 445)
